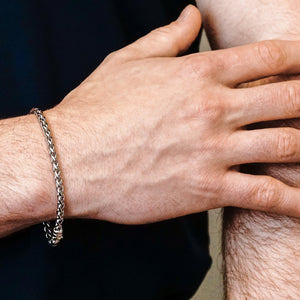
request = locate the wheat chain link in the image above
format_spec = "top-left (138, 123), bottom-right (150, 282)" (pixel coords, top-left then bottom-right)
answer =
top-left (31, 108), bottom-right (65, 246)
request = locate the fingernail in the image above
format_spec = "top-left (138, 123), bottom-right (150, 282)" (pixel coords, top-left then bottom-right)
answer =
top-left (177, 5), bottom-right (192, 22)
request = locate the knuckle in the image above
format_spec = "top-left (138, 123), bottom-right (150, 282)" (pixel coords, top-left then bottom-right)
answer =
top-left (184, 55), bottom-right (214, 79)
top-left (256, 40), bottom-right (286, 71)
top-left (192, 173), bottom-right (223, 199)
top-left (102, 51), bottom-right (119, 64)
top-left (201, 100), bottom-right (224, 122)
top-left (184, 98), bottom-right (225, 123)
top-left (284, 82), bottom-right (300, 113)
top-left (103, 46), bottom-right (139, 65)
top-left (152, 24), bottom-right (180, 52)
top-left (154, 24), bottom-right (173, 36)
top-left (254, 178), bottom-right (280, 210)
top-left (275, 129), bottom-right (298, 161)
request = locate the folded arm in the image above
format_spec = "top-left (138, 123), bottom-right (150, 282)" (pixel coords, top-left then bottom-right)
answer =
top-left (3, 5), bottom-right (300, 252)
top-left (196, 0), bottom-right (300, 298)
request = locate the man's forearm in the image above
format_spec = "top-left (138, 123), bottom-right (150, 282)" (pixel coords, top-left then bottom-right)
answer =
top-left (223, 210), bottom-right (300, 299)
top-left (0, 114), bottom-right (57, 237)
top-left (196, 0), bottom-right (300, 298)
top-left (197, 0), bottom-right (300, 49)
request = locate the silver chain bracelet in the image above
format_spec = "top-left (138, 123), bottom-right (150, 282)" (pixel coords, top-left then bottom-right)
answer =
top-left (31, 108), bottom-right (65, 247)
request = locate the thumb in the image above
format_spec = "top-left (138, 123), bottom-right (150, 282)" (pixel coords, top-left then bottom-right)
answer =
top-left (117, 5), bottom-right (202, 62)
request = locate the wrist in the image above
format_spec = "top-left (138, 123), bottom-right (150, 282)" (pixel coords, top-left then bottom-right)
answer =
top-left (44, 106), bottom-right (111, 221)
top-left (44, 108), bottom-right (80, 219)
top-left (0, 115), bottom-right (57, 233)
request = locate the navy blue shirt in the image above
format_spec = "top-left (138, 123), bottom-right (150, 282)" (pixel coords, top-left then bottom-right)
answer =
top-left (0, 1), bottom-right (211, 299)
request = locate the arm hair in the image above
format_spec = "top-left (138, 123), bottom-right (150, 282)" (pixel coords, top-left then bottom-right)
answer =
top-left (0, 114), bottom-right (57, 237)
top-left (196, 0), bottom-right (300, 298)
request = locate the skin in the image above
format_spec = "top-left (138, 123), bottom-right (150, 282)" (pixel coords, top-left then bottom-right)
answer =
top-left (196, 0), bottom-right (300, 298)
top-left (2, 5), bottom-right (300, 241)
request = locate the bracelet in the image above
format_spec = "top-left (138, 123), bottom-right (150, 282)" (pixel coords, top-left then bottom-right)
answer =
top-left (31, 108), bottom-right (65, 247)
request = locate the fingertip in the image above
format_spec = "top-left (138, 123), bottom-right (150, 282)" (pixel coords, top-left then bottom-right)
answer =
top-left (178, 5), bottom-right (202, 28)
top-left (174, 5), bottom-right (202, 54)
top-left (115, 5), bottom-right (202, 61)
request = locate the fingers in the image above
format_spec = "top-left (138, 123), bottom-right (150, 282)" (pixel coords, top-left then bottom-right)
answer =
top-left (222, 171), bottom-right (300, 217)
top-left (212, 40), bottom-right (300, 86)
top-left (106, 5), bottom-right (201, 63)
top-left (227, 128), bottom-right (300, 165)
top-left (231, 81), bottom-right (300, 127)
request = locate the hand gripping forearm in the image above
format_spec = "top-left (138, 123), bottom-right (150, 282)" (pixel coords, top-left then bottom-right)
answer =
top-left (3, 5), bottom-right (300, 239)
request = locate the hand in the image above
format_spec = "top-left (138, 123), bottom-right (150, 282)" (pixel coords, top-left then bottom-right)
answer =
top-left (46, 5), bottom-right (300, 224)
top-left (240, 76), bottom-right (300, 188)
